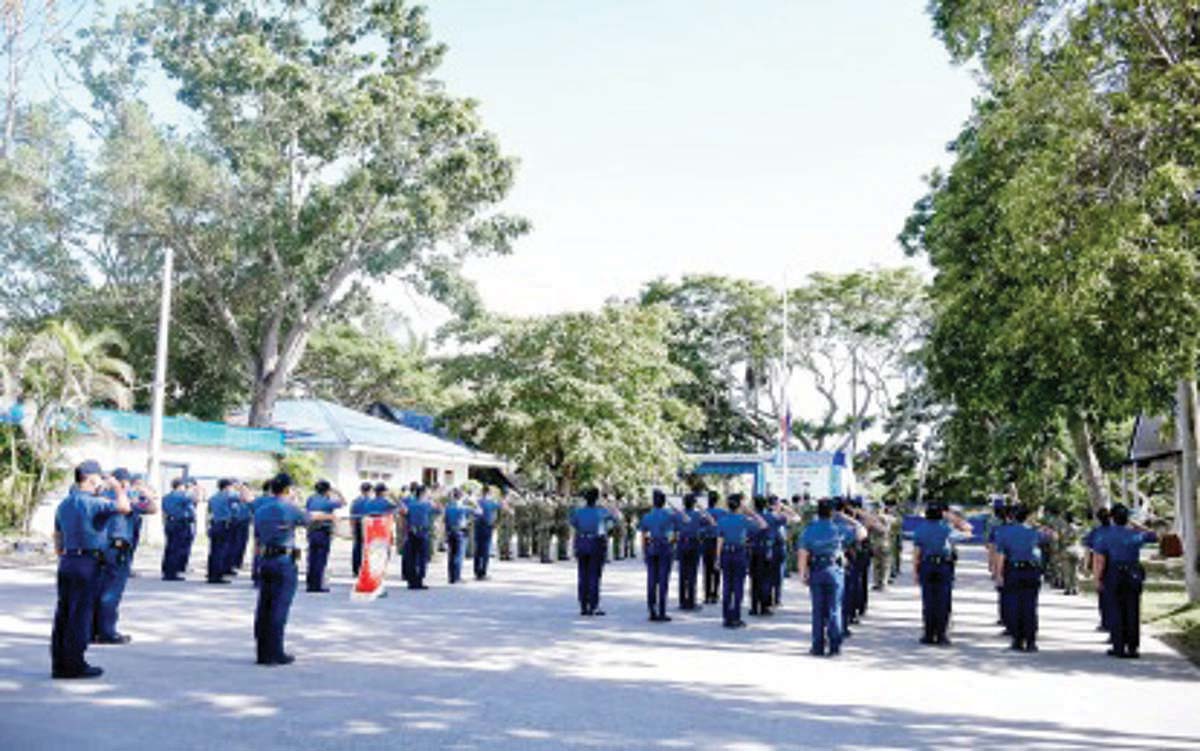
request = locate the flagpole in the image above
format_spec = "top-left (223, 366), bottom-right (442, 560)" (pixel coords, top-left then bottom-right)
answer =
top-left (781, 272), bottom-right (789, 497)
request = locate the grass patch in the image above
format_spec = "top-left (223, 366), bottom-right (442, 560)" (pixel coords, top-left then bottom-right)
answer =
top-left (1143, 582), bottom-right (1200, 667)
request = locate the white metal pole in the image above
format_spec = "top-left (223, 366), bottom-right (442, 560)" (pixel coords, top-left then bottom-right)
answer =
top-left (147, 246), bottom-right (174, 490)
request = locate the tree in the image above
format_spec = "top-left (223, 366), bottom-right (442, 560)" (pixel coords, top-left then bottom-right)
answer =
top-left (0, 320), bottom-right (133, 531)
top-left (73, 0), bottom-right (527, 425)
top-left (291, 308), bottom-right (451, 413)
top-left (441, 304), bottom-right (700, 495)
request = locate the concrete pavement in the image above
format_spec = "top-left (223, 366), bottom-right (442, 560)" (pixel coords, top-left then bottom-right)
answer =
top-left (0, 544), bottom-right (1197, 750)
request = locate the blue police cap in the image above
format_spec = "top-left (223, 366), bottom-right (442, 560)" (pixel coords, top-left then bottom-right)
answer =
top-left (76, 459), bottom-right (103, 477)
top-left (111, 467), bottom-right (132, 482)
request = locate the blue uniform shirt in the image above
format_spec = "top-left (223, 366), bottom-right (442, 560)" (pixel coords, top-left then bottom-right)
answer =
top-left (306, 494), bottom-right (343, 514)
top-left (162, 490), bottom-right (195, 520)
top-left (209, 491), bottom-right (234, 523)
top-left (799, 518), bottom-right (843, 558)
top-left (716, 513), bottom-right (758, 546)
top-left (444, 503), bottom-right (470, 532)
top-left (1084, 523), bottom-right (1112, 550)
top-left (912, 519), bottom-right (965, 557)
top-left (56, 488), bottom-right (119, 550)
top-left (231, 495), bottom-right (252, 522)
top-left (350, 495), bottom-right (372, 518)
top-left (701, 507), bottom-right (728, 539)
top-left (405, 498), bottom-right (434, 529)
top-left (361, 496), bottom-right (398, 517)
top-left (833, 516), bottom-right (859, 547)
top-left (476, 498), bottom-right (502, 526)
top-left (639, 507), bottom-right (682, 541)
top-left (570, 505), bottom-right (613, 535)
top-left (995, 524), bottom-right (1047, 563)
top-left (1095, 526), bottom-right (1157, 565)
top-left (253, 497), bottom-right (308, 547)
top-left (680, 509), bottom-right (712, 537)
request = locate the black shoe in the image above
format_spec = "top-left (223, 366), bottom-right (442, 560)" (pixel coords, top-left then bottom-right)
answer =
top-left (306, 587), bottom-right (331, 593)
top-left (649, 614), bottom-right (660, 622)
top-left (659, 615), bottom-right (672, 622)
top-left (93, 634), bottom-right (131, 645)
top-left (1125, 651), bottom-right (1140, 659)
top-left (938, 637), bottom-right (953, 647)
top-left (1107, 648), bottom-right (1124, 658)
top-left (581, 610), bottom-right (591, 617)
top-left (809, 648), bottom-right (825, 656)
top-left (592, 609), bottom-right (605, 616)
top-left (761, 608), bottom-right (773, 617)
top-left (1010, 641), bottom-right (1024, 651)
top-left (723, 621), bottom-right (737, 629)
top-left (734, 620), bottom-right (747, 628)
top-left (828, 647), bottom-right (841, 656)
top-left (919, 636), bottom-right (936, 645)
top-left (1024, 643), bottom-right (1039, 653)
top-left (52, 665), bottom-right (103, 679)
top-left (207, 578), bottom-right (230, 584)
top-left (162, 575), bottom-right (184, 581)
top-left (275, 654), bottom-right (295, 665)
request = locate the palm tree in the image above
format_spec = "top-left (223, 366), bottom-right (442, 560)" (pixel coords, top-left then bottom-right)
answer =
top-left (3, 320), bottom-right (134, 531)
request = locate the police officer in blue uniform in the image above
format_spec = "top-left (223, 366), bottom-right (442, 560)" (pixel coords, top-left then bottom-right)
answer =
top-left (832, 499), bottom-right (864, 637)
top-left (444, 488), bottom-right (471, 584)
top-left (305, 480), bottom-right (345, 593)
top-left (701, 491), bottom-right (727, 604)
top-left (400, 484), bottom-right (438, 589)
top-left (912, 502), bottom-right (973, 646)
top-left (716, 493), bottom-right (767, 628)
top-left (993, 504), bottom-right (1054, 652)
top-left (253, 472), bottom-right (334, 666)
top-left (206, 478), bottom-right (236, 584)
top-left (748, 496), bottom-right (775, 617)
top-left (161, 478), bottom-right (199, 580)
top-left (349, 481), bottom-right (374, 577)
top-left (677, 493), bottom-right (714, 611)
top-left (51, 461), bottom-right (131, 679)
top-left (473, 486), bottom-right (506, 579)
top-left (230, 483), bottom-right (253, 575)
top-left (570, 488), bottom-right (621, 616)
top-left (767, 496), bottom-right (795, 606)
top-left (94, 468), bottom-right (158, 644)
top-left (1093, 504), bottom-right (1157, 658)
top-left (1084, 507), bottom-right (1115, 635)
top-left (249, 480), bottom-right (271, 588)
top-left (986, 500), bottom-right (1014, 631)
top-left (639, 489), bottom-right (683, 622)
top-left (799, 498), bottom-right (853, 656)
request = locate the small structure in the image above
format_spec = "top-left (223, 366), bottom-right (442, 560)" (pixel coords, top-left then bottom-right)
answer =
top-left (268, 399), bottom-right (508, 492)
top-left (687, 450), bottom-right (855, 498)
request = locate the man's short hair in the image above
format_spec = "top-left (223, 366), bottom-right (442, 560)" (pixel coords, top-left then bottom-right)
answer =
top-left (269, 473), bottom-right (294, 495)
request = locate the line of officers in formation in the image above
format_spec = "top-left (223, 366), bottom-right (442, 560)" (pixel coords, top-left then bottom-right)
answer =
top-left (49, 458), bottom-right (1159, 678)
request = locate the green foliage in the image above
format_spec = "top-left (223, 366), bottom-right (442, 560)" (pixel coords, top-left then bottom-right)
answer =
top-left (441, 304), bottom-right (701, 495)
top-left (276, 451), bottom-right (323, 493)
top-left (292, 307), bottom-right (452, 413)
top-left (62, 0), bottom-right (527, 425)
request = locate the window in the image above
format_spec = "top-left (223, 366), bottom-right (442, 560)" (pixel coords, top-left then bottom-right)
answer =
top-left (443, 469), bottom-right (455, 486)
top-left (422, 467), bottom-right (438, 487)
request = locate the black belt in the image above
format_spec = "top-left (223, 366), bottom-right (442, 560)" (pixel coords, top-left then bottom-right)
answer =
top-left (409, 527), bottom-right (429, 535)
top-left (577, 532), bottom-right (600, 538)
top-left (262, 546), bottom-right (299, 558)
top-left (923, 555), bottom-right (952, 565)
top-left (62, 548), bottom-right (102, 559)
top-left (1006, 560), bottom-right (1040, 570)
top-left (810, 555), bottom-right (843, 567)
top-left (723, 543), bottom-right (746, 551)
top-left (110, 539), bottom-right (131, 550)
top-left (309, 523), bottom-right (334, 532)
top-left (166, 516), bottom-right (194, 523)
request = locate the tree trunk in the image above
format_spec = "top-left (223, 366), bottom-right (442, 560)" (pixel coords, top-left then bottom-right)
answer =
top-left (247, 372), bottom-right (286, 428)
top-left (1174, 379), bottom-right (1200, 603)
top-left (1067, 412), bottom-right (1109, 511)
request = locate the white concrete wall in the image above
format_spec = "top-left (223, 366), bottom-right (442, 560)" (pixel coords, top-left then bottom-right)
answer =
top-left (30, 434), bottom-right (278, 544)
top-left (318, 448), bottom-right (472, 496)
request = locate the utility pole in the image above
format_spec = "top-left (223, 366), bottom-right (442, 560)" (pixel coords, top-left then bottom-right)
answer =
top-left (781, 273), bottom-right (789, 498)
top-left (146, 246), bottom-right (174, 490)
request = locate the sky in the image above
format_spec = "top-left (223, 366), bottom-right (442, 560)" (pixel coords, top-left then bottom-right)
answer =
top-left (396, 0), bottom-right (979, 322)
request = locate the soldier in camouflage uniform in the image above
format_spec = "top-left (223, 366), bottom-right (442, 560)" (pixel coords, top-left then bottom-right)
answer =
top-left (886, 501), bottom-right (903, 582)
top-left (609, 495), bottom-right (626, 561)
top-left (535, 495), bottom-right (555, 563)
top-left (497, 491), bottom-right (516, 561)
top-left (626, 500), bottom-right (650, 559)
top-left (870, 504), bottom-right (893, 591)
top-left (554, 497), bottom-right (572, 561)
top-left (1058, 510), bottom-right (1081, 595)
top-left (516, 497), bottom-right (533, 558)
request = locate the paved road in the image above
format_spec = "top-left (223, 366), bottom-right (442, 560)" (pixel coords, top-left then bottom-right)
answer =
top-left (0, 544), bottom-right (1197, 750)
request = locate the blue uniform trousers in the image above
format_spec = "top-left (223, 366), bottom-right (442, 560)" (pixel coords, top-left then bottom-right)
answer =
top-left (447, 530), bottom-right (466, 583)
top-left (677, 536), bottom-right (701, 609)
top-left (772, 541), bottom-right (786, 605)
top-left (749, 544), bottom-right (772, 614)
top-left (94, 544), bottom-right (131, 640)
top-left (351, 523), bottom-right (363, 577)
top-left (575, 535), bottom-right (606, 613)
top-left (702, 538), bottom-right (720, 603)
top-left (854, 549), bottom-right (870, 616)
top-left (305, 526), bottom-right (332, 591)
top-left (1106, 565), bottom-right (1145, 654)
top-left (644, 540), bottom-right (673, 618)
top-left (841, 552), bottom-right (859, 634)
top-left (255, 554), bottom-right (297, 663)
top-left (51, 553), bottom-right (102, 674)
top-left (161, 519), bottom-right (194, 579)
top-left (473, 523), bottom-right (494, 579)
top-left (720, 545), bottom-right (748, 625)
top-left (919, 559), bottom-right (954, 641)
top-left (1005, 564), bottom-right (1041, 646)
top-left (404, 530), bottom-right (429, 588)
top-left (1099, 581), bottom-right (1115, 632)
top-left (808, 563), bottom-right (844, 654)
top-left (207, 522), bottom-right (230, 582)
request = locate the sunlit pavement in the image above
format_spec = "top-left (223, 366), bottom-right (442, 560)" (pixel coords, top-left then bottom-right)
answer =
top-left (0, 544), bottom-right (1197, 750)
